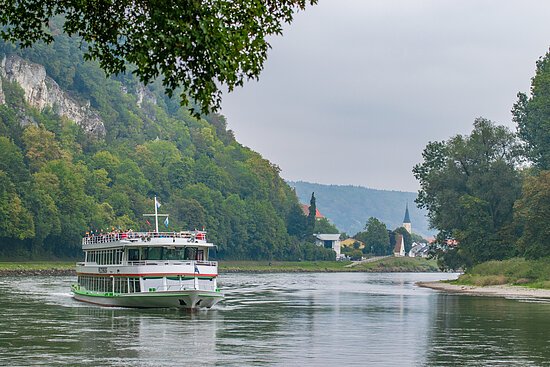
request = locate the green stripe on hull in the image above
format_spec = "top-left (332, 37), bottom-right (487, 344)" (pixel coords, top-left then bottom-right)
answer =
top-left (72, 289), bottom-right (223, 298)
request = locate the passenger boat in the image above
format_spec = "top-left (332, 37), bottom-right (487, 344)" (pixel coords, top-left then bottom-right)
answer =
top-left (71, 197), bottom-right (224, 309)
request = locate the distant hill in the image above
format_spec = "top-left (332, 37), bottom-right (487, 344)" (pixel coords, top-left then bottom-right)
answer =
top-left (288, 181), bottom-right (433, 238)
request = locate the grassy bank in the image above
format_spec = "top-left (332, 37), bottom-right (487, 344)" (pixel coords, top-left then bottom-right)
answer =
top-left (350, 257), bottom-right (439, 272)
top-left (0, 261), bottom-right (75, 271)
top-left (452, 257), bottom-right (550, 289)
top-left (219, 257), bottom-right (439, 273)
top-left (0, 257), bottom-right (439, 275)
top-left (219, 260), bottom-right (351, 272)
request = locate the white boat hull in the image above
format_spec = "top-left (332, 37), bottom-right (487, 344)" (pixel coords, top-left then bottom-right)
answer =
top-left (72, 289), bottom-right (223, 309)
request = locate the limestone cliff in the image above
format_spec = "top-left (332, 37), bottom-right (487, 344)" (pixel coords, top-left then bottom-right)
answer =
top-left (0, 76), bottom-right (4, 105)
top-left (0, 55), bottom-right (105, 137)
top-left (136, 83), bottom-right (157, 107)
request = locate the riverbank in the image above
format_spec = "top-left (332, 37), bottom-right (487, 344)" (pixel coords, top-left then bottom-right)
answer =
top-left (418, 281), bottom-right (550, 299)
top-left (0, 257), bottom-right (439, 275)
top-left (0, 262), bottom-right (75, 276)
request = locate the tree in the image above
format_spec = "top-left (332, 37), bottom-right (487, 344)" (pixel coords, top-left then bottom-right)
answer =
top-left (286, 203), bottom-right (308, 239)
top-left (314, 217), bottom-right (339, 234)
top-left (513, 49), bottom-right (550, 169)
top-left (357, 217), bottom-right (390, 255)
top-left (0, 0), bottom-right (317, 115)
top-left (307, 192), bottom-right (317, 235)
top-left (514, 170), bottom-right (550, 259)
top-left (0, 136), bottom-right (28, 184)
top-left (0, 171), bottom-right (34, 240)
top-left (413, 118), bottom-right (522, 269)
top-left (22, 125), bottom-right (67, 172)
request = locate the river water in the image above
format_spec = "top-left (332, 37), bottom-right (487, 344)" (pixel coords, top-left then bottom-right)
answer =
top-left (1, 272), bottom-right (550, 366)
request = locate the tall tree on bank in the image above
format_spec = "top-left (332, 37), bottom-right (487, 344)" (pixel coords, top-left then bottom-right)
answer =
top-left (307, 192), bottom-right (317, 235)
top-left (413, 118), bottom-right (522, 269)
top-left (511, 50), bottom-right (550, 259)
top-left (357, 217), bottom-right (390, 255)
top-left (514, 171), bottom-right (550, 259)
top-left (0, 0), bottom-right (317, 115)
top-left (513, 49), bottom-right (550, 170)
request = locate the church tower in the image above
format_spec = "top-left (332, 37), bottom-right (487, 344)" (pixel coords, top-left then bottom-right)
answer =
top-left (403, 203), bottom-right (412, 234)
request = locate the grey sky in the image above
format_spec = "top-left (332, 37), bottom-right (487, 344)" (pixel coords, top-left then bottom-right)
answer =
top-left (221, 0), bottom-right (550, 192)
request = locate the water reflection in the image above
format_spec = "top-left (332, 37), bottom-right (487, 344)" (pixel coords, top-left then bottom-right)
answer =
top-left (1, 273), bottom-right (550, 366)
top-left (424, 294), bottom-right (550, 366)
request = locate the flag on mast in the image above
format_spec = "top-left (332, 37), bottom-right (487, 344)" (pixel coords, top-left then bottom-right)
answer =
top-left (155, 197), bottom-right (161, 209)
top-left (164, 216), bottom-right (169, 228)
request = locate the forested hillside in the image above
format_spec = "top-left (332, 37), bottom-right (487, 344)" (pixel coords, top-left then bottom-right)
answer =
top-left (0, 34), bottom-right (333, 260)
top-left (289, 181), bottom-right (432, 237)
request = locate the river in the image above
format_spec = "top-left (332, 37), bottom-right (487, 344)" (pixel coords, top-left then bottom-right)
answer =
top-left (1, 272), bottom-right (550, 366)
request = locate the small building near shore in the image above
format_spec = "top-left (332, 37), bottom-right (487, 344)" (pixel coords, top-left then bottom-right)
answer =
top-left (314, 233), bottom-right (342, 259)
top-left (409, 242), bottom-right (429, 258)
top-left (340, 238), bottom-right (365, 250)
top-left (393, 233), bottom-right (406, 257)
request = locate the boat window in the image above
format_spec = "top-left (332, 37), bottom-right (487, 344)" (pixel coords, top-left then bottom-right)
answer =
top-left (114, 277), bottom-right (128, 293)
top-left (142, 247), bottom-right (163, 260)
top-left (129, 277), bottom-right (141, 293)
top-left (184, 247), bottom-right (197, 260)
top-left (164, 247), bottom-right (186, 260)
top-left (128, 249), bottom-right (139, 261)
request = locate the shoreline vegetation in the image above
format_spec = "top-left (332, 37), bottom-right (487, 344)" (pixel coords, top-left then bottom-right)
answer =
top-left (418, 258), bottom-right (550, 300)
top-left (417, 281), bottom-right (550, 299)
top-left (0, 257), bottom-right (439, 276)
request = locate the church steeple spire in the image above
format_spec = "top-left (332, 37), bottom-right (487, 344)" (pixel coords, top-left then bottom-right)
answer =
top-left (403, 203), bottom-right (412, 234)
top-left (403, 203), bottom-right (411, 224)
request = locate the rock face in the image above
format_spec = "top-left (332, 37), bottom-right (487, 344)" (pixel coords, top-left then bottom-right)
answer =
top-left (0, 55), bottom-right (105, 137)
top-left (136, 83), bottom-right (157, 107)
top-left (0, 76), bottom-right (4, 105)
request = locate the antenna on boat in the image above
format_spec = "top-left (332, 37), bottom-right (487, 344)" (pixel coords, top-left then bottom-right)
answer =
top-left (143, 196), bottom-right (169, 233)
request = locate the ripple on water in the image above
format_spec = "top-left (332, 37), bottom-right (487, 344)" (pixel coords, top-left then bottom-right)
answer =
top-left (2, 272), bottom-right (550, 366)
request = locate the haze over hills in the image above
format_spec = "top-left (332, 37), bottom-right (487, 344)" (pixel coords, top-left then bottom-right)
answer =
top-left (288, 181), bottom-right (433, 238)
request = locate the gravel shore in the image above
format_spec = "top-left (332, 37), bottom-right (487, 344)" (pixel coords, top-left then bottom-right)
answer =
top-left (417, 281), bottom-right (550, 299)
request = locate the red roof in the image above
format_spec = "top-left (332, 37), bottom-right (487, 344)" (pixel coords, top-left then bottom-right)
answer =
top-left (300, 204), bottom-right (324, 219)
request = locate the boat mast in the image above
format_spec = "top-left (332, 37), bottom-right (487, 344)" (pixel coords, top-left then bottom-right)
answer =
top-left (154, 196), bottom-right (159, 233)
top-left (143, 196), bottom-right (168, 233)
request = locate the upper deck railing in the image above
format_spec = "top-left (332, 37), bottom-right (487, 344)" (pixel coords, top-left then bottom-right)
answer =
top-left (82, 231), bottom-right (207, 246)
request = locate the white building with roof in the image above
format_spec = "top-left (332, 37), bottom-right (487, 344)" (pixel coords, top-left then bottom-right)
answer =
top-left (314, 234), bottom-right (342, 259)
top-left (393, 233), bottom-right (406, 257)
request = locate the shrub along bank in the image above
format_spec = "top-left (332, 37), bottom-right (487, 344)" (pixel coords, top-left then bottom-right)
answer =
top-left (452, 258), bottom-right (550, 289)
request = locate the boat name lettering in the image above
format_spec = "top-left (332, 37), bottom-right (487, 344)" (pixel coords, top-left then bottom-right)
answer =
top-left (98, 267), bottom-right (108, 273)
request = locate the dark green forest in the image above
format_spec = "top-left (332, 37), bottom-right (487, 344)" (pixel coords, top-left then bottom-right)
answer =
top-left (0, 35), bottom-right (334, 260)
top-left (414, 50), bottom-right (550, 270)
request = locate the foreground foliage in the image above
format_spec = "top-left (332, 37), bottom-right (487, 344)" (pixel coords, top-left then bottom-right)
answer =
top-left (0, 1), bottom-right (316, 115)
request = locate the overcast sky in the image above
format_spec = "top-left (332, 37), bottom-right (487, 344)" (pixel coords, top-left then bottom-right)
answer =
top-left (220, 0), bottom-right (550, 192)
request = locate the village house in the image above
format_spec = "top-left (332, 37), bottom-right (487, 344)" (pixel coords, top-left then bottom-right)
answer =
top-left (393, 233), bottom-right (406, 257)
top-left (314, 233), bottom-right (342, 259)
top-left (409, 242), bottom-right (430, 258)
top-left (340, 238), bottom-right (365, 250)
top-left (300, 204), bottom-right (324, 220)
